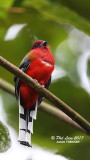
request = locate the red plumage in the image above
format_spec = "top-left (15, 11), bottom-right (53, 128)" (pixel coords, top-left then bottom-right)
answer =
top-left (14, 40), bottom-right (55, 147)
top-left (20, 40), bottom-right (55, 109)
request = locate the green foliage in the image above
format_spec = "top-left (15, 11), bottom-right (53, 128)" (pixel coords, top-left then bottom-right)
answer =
top-left (0, 0), bottom-right (90, 159)
top-left (0, 0), bottom-right (13, 8)
top-left (0, 121), bottom-right (11, 152)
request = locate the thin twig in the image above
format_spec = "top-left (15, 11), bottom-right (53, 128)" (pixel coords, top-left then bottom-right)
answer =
top-left (0, 7), bottom-right (26, 13)
top-left (0, 78), bottom-right (15, 96)
top-left (0, 56), bottom-right (90, 134)
top-left (0, 78), bottom-right (87, 135)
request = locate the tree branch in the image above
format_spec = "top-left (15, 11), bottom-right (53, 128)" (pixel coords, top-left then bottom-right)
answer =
top-left (0, 78), bottom-right (88, 135)
top-left (0, 56), bottom-right (90, 134)
top-left (0, 78), bottom-right (15, 96)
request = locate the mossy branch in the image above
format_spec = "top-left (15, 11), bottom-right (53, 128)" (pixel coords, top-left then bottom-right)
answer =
top-left (0, 56), bottom-right (90, 135)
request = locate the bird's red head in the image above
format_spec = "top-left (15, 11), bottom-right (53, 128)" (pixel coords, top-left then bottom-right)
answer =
top-left (31, 40), bottom-right (55, 65)
top-left (31, 40), bottom-right (47, 50)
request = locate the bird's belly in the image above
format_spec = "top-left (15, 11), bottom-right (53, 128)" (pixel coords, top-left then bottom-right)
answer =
top-left (20, 84), bottom-right (38, 109)
top-left (26, 59), bottom-right (54, 85)
top-left (20, 59), bottom-right (54, 109)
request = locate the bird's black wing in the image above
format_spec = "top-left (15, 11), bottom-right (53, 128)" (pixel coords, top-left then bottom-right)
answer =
top-left (38, 76), bottom-right (51, 106)
top-left (14, 56), bottom-right (31, 99)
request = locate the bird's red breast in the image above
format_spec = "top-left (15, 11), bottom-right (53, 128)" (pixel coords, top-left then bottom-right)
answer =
top-left (20, 40), bottom-right (55, 109)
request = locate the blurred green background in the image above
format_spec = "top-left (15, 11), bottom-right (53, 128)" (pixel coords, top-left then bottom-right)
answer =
top-left (0, 0), bottom-right (90, 160)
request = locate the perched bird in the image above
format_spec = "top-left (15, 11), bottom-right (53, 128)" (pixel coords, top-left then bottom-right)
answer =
top-left (14, 40), bottom-right (55, 147)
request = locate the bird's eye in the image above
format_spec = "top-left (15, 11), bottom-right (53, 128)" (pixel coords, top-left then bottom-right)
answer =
top-left (34, 44), bottom-right (38, 49)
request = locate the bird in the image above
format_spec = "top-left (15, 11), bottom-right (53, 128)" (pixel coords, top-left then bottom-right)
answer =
top-left (14, 40), bottom-right (55, 147)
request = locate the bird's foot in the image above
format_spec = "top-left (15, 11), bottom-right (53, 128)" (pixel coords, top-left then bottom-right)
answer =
top-left (33, 79), bottom-right (38, 84)
top-left (40, 81), bottom-right (45, 87)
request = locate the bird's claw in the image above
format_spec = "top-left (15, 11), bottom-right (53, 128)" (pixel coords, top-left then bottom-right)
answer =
top-left (33, 79), bottom-right (38, 84)
top-left (41, 85), bottom-right (44, 87)
top-left (33, 79), bottom-right (45, 87)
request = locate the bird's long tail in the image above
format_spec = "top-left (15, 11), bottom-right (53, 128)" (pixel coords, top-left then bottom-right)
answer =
top-left (18, 96), bottom-right (37, 147)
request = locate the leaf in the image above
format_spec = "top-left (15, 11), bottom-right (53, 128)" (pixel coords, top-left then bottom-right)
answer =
top-left (0, 0), bottom-right (14, 8)
top-left (22, 0), bottom-right (90, 35)
top-left (0, 121), bottom-right (11, 153)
